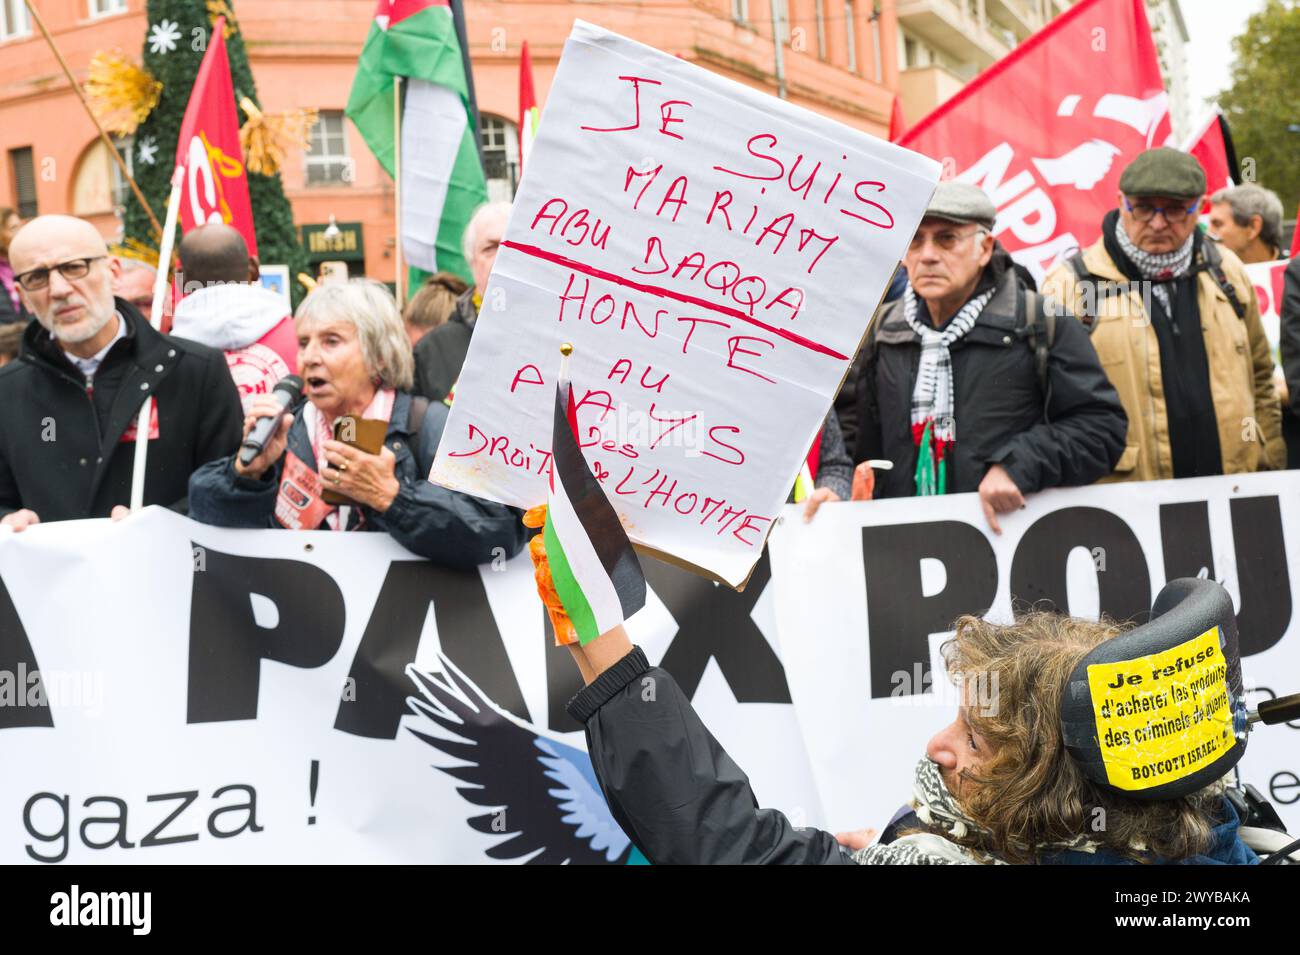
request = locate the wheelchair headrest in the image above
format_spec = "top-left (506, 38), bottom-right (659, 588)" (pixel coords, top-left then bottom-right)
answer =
top-left (1060, 578), bottom-right (1244, 801)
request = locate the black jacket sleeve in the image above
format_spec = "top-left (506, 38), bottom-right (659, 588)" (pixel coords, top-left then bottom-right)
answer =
top-left (175, 348), bottom-right (245, 513)
top-left (568, 647), bottom-right (854, 865)
top-left (371, 402), bottom-right (526, 567)
top-left (988, 307), bottom-right (1127, 493)
top-left (1280, 258), bottom-right (1300, 415)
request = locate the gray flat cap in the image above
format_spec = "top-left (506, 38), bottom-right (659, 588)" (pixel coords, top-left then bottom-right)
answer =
top-left (1118, 147), bottom-right (1206, 200)
top-left (924, 181), bottom-right (997, 230)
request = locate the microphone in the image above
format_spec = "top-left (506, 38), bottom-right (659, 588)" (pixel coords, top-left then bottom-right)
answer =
top-left (238, 375), bottom-right (303, 467)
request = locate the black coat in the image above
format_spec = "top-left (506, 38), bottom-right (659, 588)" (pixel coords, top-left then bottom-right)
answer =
top-left (412, 289), bottom-right (476, 402)
top-left (569, 647), bottom-right (854, 864)
top-left (188, 390), bottom-right (527, 568)
top-left (853, 262), bottom-right (1126, 497)
top-left (0, 279), bottom-right (27, 324)
top-left (0, 298), bottom-right (243, 521)
top-left (1280, 257), bottom-right (1300, 416)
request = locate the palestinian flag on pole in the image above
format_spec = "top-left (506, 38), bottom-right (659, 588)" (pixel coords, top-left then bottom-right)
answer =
top-left (543, 362), bottom-right (646, 645)
top-left (346, 0), bottom-right (487, 290)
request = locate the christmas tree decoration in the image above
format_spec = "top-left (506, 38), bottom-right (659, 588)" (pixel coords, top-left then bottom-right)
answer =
top-left (136, 135), bottom-right (160, 166)
top-left (148, 19), bottom-right (182, 55)
top-left (239, 97), bottom-right (317, 177)
top-left (123, 0), bottom-right (308, 307)
top-left (84, 51), bottom-right (162, 137)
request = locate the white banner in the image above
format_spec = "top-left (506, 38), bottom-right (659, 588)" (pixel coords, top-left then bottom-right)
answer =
top-left (769, 471), bottom-right (1300, 835)
top-left (0, 508), bottom-right (820, 864)
top-left (3, 473), bottom-right (1297, 864)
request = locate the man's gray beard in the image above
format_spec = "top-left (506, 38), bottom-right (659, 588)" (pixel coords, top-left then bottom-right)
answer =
top-left (44, 306), bottom-right (114, 345)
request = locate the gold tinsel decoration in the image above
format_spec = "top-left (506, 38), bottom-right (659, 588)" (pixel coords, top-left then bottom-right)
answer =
top-left (207, 0), bottom-right (238, 39)
top-left (110, 238), bottom-right (176, 277)
top-left (85, 51), bottom-right (162, 137)
top-left (239, 97), bottom-right (318, 177)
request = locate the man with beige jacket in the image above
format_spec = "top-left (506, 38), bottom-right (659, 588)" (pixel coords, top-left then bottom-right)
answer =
top-left (1041, 148), bottom-right (1283, 482)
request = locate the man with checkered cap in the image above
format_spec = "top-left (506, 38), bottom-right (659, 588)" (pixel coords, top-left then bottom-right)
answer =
top-left (1042, 148), bottom-right (1283, 482)
top-left (850, 181), bottom-right (1126, 532)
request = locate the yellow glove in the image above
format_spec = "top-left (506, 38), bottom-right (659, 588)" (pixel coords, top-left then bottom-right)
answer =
top-left (522, 505), bottom-right (579, 646)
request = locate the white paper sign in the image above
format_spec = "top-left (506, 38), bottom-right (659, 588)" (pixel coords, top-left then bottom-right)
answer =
top-left (1244, 258), bottom-right (1289, 366)
top-left (431, 20), bottom-right (941, 587)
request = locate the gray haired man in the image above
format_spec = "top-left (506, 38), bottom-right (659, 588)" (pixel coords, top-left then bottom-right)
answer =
top-left (1208, 183), bottom-right (1285, 264)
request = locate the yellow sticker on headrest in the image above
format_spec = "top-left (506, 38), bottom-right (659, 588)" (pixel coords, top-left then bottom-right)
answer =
top-left (1087, 626), bottom-right (1236, 791)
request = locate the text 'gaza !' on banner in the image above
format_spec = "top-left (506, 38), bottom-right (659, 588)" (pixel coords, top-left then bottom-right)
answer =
top-left (430, 20), bottom-right (940, 587)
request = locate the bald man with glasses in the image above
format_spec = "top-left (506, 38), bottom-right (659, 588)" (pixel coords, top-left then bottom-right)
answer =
top-left (0, 215), bottom-right (242, 529)
top-left (1042, 148), bottom-right (1283, 483)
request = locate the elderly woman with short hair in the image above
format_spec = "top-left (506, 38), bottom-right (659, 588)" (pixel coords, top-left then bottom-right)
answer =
top-left (189, 279), bottom-right (525, 567)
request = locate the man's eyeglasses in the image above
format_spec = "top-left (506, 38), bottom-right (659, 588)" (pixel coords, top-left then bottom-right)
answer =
top-left (1123, 198), bottom-right (1199, 225)
top-left (14, 256), bottom-right (107, 292)
top-left (908, 227), bottom-right (987, 253)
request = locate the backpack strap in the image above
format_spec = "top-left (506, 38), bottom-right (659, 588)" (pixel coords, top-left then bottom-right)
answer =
top-left (1065, 251), bottom-right (1131, 332)
top-left (1022, 290), bottom-right (1056, 422)
top-left (1200, 241), bottom-right (1248, 320)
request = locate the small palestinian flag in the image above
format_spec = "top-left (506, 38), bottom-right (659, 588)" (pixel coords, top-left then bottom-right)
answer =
top-left (543, 361), bottom-right (646, 645)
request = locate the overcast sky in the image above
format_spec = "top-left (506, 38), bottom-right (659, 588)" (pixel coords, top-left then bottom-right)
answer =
top-left (1181, 0), bottom-right (1267, 112)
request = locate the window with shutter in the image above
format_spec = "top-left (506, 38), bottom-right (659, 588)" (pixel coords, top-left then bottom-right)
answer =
top-left (10, 147), bottom-right (36, 218)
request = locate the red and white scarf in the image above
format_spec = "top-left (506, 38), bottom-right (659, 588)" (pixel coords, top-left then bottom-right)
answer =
top-left (302, 387), bottom-right (396, 531)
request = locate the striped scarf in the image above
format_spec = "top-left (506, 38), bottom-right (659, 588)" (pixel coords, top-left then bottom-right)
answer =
top-left (1112, 218), bottom-right (1195, 314)
top-left (902, 284), bottom-right (996, 495)
top-left (852, 757), bottom-right (1101, 865)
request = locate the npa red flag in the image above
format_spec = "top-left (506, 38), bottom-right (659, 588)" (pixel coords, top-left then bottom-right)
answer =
top-left (175, 16), bottom-right (258, 256)
top-left (900, 0), bottom-right (1170, 282)
top-left (1291, 203), bottom-right (1300, 259)
top-left (1185, 110), bottom-right (1236, 210)
top-left (519, 40), bottom-right (540, 169)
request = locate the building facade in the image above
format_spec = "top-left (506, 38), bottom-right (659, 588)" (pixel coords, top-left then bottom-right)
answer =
top-left (1144, 0), bottom-right (1190, 143)
top-left (0, 0), bottom-right (903, 286)
top-left (893, 0), bottom-right (1075, 124)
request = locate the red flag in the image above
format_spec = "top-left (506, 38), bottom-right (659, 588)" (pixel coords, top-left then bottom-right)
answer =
top-left (888, 95), bottom-right (907, 144)
top-left (900, 0), bottom-right (1171, 282)
top-left (1185, 111), bottom-right (1234, 210)
top-left (519, 41), bottom-right (540, 170)
top-left (1291, 202), bottom-right (1300, 259)
top-left (175, 17), bottom-right (258, 257)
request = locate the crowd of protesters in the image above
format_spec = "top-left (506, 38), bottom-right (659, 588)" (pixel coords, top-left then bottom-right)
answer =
top-left (0, 146), bottom-right (1297, 565)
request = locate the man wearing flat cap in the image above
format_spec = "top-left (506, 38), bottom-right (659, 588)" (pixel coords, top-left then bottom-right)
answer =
top-left (850, 181), bottom-right (1126, 532)
top-left (1042, 148), bottom-right (1283, 481)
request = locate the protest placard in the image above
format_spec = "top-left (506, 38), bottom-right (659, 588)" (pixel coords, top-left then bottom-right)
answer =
top-left (1245, 258), bottom-right (1289, 365)
top-left (430, 20), bottom-right (940, 587)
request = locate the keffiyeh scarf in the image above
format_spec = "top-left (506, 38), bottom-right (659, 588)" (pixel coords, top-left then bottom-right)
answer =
top-left (902, 285), bottom-right (996, 495)
top-left (1112, 217), bottom-right (1195, 314)
top-left (851, 757), bottom-right (1103, 865)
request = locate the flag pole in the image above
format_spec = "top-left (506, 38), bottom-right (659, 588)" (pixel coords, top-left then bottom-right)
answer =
top-left (23, 0), bottom-right (164, 239)
top-left (394, 75), bottom-right (404, 311)
top-left (448, 0), bottom-right (486, 173)
top-left (129, 165), bottom-right (184, 512)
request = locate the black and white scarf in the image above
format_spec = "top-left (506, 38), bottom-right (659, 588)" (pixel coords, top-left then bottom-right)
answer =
top-left (902, 285), bottom-right (996, 446)
top-left (851, 757), bottom-right (1103, 865)
top-left (1112, 218), bottom-right (1195, 314)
